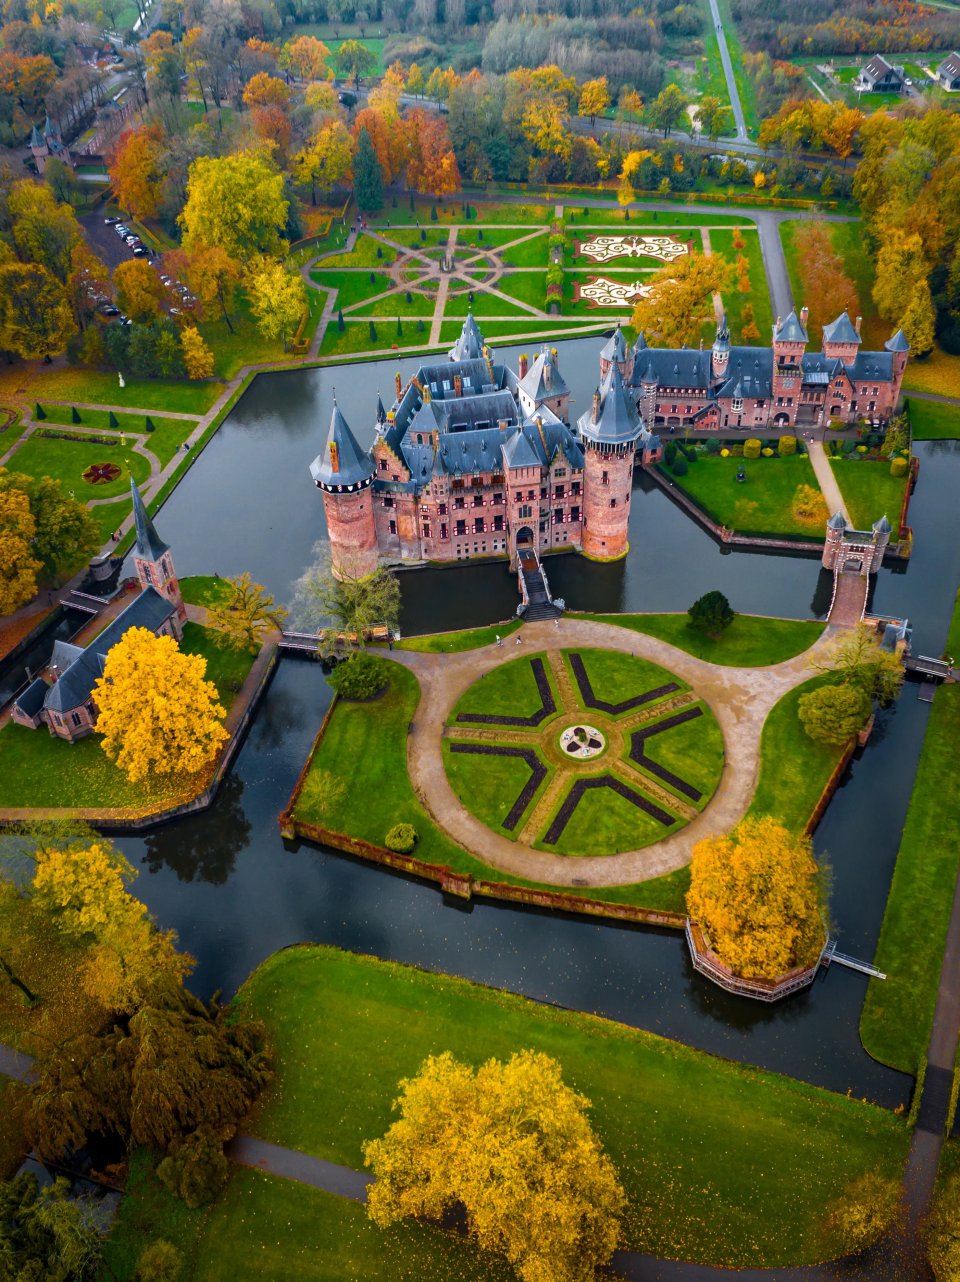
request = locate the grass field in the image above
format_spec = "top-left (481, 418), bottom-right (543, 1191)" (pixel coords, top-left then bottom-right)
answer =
top-left (861, 592), bottom-right (960, 1074)
top-left (709, 228), bottom-right (773, 340)
top-left (906, 397), bottom-right (960, 439)
top-left (829, 459), bottom-right (907, 529)
top-left (660, 453), bottom-right (825, 538)
top-left (452, 650), bottom-right (560, 721)
top-left (7, 430), bottom-right (152, 500)
top-left (578, 613), bottom-right (825, 666)
top-left (232, 945), bottom-right (908, 1266)
top-left (395, 620), bottom-right (522, 651)
top-left (0, 364), bottom-right (219, 414)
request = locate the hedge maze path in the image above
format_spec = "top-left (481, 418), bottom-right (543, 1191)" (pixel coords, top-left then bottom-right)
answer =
top-left (445, 651), bottom-right (716, 852)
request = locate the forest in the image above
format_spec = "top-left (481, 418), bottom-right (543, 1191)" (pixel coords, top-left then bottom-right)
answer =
top-left (729, 0), bottom-right (960, 57)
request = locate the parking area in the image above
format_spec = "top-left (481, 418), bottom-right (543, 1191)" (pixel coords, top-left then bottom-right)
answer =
top-left (78, 211), bottom-right (196, 320)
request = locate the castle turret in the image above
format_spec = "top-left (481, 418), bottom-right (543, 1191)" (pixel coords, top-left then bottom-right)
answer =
top-left (516, 345), bottom-right (570, 422)
top-left (822, 509), bottom-right (847, 570)
top-left (870, 513), bottom-right (892, 572)
top-left (772, 308), bottom-right (809, 425)
top-left (310, 397), bottom-right (378, 580)
top-left (711, 312), bottom-right (731, 380)
top-left (884, 328), bottom-right (910, 391)
top-left (822, 310), bottom-right (862, 365)
top-left (130, 479), bottom-right (185, 622)
top-left (599, 324), bottom-right (633, 383)
top-left (449, 310), bottom-right (486, 362)
top-left (577, 362), bottom-right (645, 561)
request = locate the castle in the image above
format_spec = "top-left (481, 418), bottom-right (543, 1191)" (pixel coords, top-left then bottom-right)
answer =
top-left (30, 116), bottom-right (72, 175)
top-left (311, 309), bottom-right (910, 577)
top-left (12, 482), bottom-right (186, 742)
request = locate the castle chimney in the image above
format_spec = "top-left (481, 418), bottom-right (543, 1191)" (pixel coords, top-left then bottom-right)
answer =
top-left (800, 306), bottom-right (809, 331)
top-left (395, 371), bottom-right (402, 398)
top-left (454, 374), bottom-right (462, 396)
top-left (519, 353), bottom-right (528, 378)
top-left (775, 315), bottom-right (781, 330)
top-left (592, 387), bottom-right (601, 424)
top-left (544, 360), bottom-right (552, 391)
top-left (855, 315), bottom-right (862, 336)
top-left (551, 347), bottom-right (558, 366)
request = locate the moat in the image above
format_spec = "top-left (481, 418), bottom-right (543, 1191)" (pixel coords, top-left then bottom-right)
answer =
top-left (38, 339), bottom-right (960, 1109)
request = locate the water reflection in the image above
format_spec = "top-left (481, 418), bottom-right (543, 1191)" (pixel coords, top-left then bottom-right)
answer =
top-left (141, 775), bottom-right (251, 885)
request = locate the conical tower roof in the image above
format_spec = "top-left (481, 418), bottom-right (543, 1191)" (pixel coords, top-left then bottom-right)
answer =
top-left (885, 329), bottom-right (910, 353)
top-left (577, 362), bottom-right (643, 446)
top-left (822, 310), bottom-right (861, 346)
top-left (449, 311), bottom-right (485, 362)
top-left (774, 310), bottom-right (808, 343)
top-left (376, 392), bottom-right (386, 425)
top-left (872, 514), bottom-right (892, 533)
top-left (714, 311), bottom-right (730, 348)
top-left (130, 478), bottom-right (169, 561)
top-left (828, 510), bottom-right (847, 530)
top-left (310, 397), bottom-right (375, 488)
top-left (600, 324), bottom-right (627, 363)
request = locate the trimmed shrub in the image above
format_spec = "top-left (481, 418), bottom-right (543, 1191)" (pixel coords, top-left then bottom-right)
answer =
top-left (670, 453), bottom-right (688, 477)
top-left (664, 441), bottom-right (677, 466)
top-left (890, 456), bottom-right (909, 478)
top-left (684, 445), bottom-right (697, 463)
top-left (778, 435), bottom-right (797, 456)
top-left (743, 438), bottom-right (762, 460)
top-left (719, 447), bottom-right (730, 457)
top-left (328, 653), bottom-right (390, 700)
top-left (705, 438), bottom-right (720, 454)
top-left (761, 446), bottom-right (775, 457)
top-left (368, 320), bottom-right (377, 341)
top-left (385, 822), bottom-right (418, 854)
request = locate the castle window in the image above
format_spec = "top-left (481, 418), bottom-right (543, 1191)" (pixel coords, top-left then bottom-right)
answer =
top-left (515, 491), bottom-right (522, 501)
top-left (554, 485), bottom-right (564, 499)
top-left (389, 520), bottom-right (397, 535)
top-left (454, 497), bottom-right (465, 509)
top-left (493, 514), bottom-right (504, 531)
top-left (474, 517), bottom-right (484, 533)
top-left (456, 519), bottom-right (466, 535)
top-left (420, 505), bottom-right (430, 515)
top-left (438, 502), bottom-right (447, 515)
top-left (379, 459), bottom-right (387, 471)
top-left (473, 494), bottom-right (483, 507)
top-left (423, 524), bottom-right (431, 538)
top-left (527, 491), bottom-right (535, 501)
top-left (601, 470), bottom-right (609, 485)
top-left (554, 508), bottom-right (563, 523)
top-left (540, 487), bottom-right (547, 500)
top-left (571, 481), bottom-right (581, 496)
top-left (554, 468), bottom-right (566, 478)
top-left (610, 498), bottom-right (617, 508)
top-left (383, 495), bottom-right (394, 507)
top-left (731, 397), bottom-right (743, 412)
top-left (519, 505), bottom-right (532, 519)
top-left (492, 492), bottom-right (503, 505)
top-left (571, 505), bottom-right (580, 522)
top-left (71, 712), bottom-right (82, 727)
top-left (392, 474), bottom-right (399, 482)
top-left (441, 523), bottom-right (448, 538)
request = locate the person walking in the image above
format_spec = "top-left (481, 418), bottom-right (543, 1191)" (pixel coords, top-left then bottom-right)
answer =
top-left (496, 634), bottom-right (502, 647)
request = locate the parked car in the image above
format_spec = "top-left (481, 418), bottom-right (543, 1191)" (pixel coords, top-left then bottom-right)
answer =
top-left (104, 216), bottom-right (121, 225)
top-left (132, 246), bottom-right (148, 256)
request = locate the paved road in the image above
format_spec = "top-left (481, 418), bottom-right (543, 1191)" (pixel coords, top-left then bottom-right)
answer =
top-left (807, 441), bottom-right (851, 523)
top-left (706, 0), bottom-right (749, 142)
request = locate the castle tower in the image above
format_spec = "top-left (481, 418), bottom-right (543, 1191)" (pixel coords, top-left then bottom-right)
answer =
top-left (130, 479), bottom-right (186, 624)
top-left (711, 312), bottom-right (731, 380)
top-left (577, 363), bottom-right (645, 561)
top-left (821, 310), bottom-right (862, 365)
top-left (310, 397), bottom-right (378, 581)
top-left (638, 359), bottom-right (658, 428)
top-left (516, 345), bottom-right (570, 422)
top-left (822, 509), bottom-right (847, 570)
top-left (449, 310), bottom-right (486, 362)
top-left (29, 123), bottom-right (48, 174)
top-left (772, 308), bottom-right (809, 424)
top-left (870, 514), bottom-right (892, 572)
top-left (885, 329), bottom-right (910, 394)
top-left (599, 325), bottom-right (633, 383)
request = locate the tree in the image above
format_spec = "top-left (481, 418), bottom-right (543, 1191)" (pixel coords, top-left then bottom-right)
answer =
top-left (811, 623), bottom-right (905, 705)
top-left (792, 222), bottom-right (858, 338)
top-left (353, 126), bottom-right (384, 213)
top-left (114, 258), bottom-right (165, 322)
top-left (242, 71), bottom-right (289, 109)
top-left (164, 245), bottom-right (242, 332)
top-left (180, 152), bottom-right (288, 262)
top-left (900, 280), bottom-right (936, 356)
top-left (109, 125), bottom-right (166, 219)
top-left (695, 94), bottom-right (727, 141)
top-left (405, 110), bottom-right (461, 198)
top-left (0, 262), bottom-right (76, 360)
top-left (332, 39), bottom-right (377, 89)
top-left (93, 627), bottom-right (229, 784)
top-left (0, 469), bottom-right (99, 583)
top-left (137, 1240), bottom-right (184, 1282)
top-left (364, 1049), bottom-right (625, 1282)
top-left (630, 253), bottom-right (733, 348)
top-left (67, 240), bottom-right (110, 333)
top-left (8, 180), bottom-right (79, 281)
top-left (0, 1173), bottom-right (105, 1282)
top-left (824, 1172), bottom-right (900, 1252)
top-left (645, 84), bottom-right (688, 137)
top-left (293, 120), bottom-right (353, 205)
top-left (578, 76), bottom-right (610, 128)
top-left (0, 486), bottom-right (40, 614)
top-left (686, 817), bottom-right (827, 979)
top-left (206, 572), bottom-right (287, 650)
top-left (798, 682), bottom-right (871, 745)
top-left (873, 229), bottom-right (928, 326)
top-left (294, 547), bottom-right (401, 652)
top-left (927, 1169), bottom-right (960, 1281)
top-left (246, 260), bottom-right (306, 351)
top-left (32, 841), bottom-right (193, 1013)
top-left (688, 590), bottom-right (734, 638)
top-left (177, 326), bottom-right (212, 380)
top-left (406, 62), bottom-right (425, 98)
top-left (281, 34), bottom-right (329, 82)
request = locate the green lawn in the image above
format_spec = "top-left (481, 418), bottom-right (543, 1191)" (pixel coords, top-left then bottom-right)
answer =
top-left (232, 945), bottom-right (908, 1266)
top-left (498, 233), bottom-right (548, 268)
top-left (709, 228), bottom-right (773, 340)
top-left (318, 235), bottom-right (397, 269)
top-left (543, 777), bottom-right (684, 853)
top-left (861, 594), bottom-right (960, 1074)
top-left (0, 365), bottom-right (219, 414)
top-left (661, 453), bottom-right (825, 538)
top-left (7, 430), bottom-right (152, 500)
top-left (829, 459), bottom-right (907, 530)
top-left (747, 674), bottom-right (846, 833)
top-left (444, 288), bottom-right (533, 318)
top-left (443, 741), bottom-right (545, 836)
top-left (565, 209), bottom-right (753, 228)
top-left (395, 620), bottom-right (522, 652)
top-left (452, 651), bottom-right (559, 721)
top-left (33, 405), bottom-right (192, 433)
top-left (318, 322), bottom-right (425, 359)
top-left (0, 624), bottom-right (251, 810)
top-left (567, 647), bottom-right (689, 713)
top-left (578, 612), bottom-right (824, 666)
top-left (643, 705), bottom-right (725, 804)
top-left (179, 575), bottom-right (232, 608)
top-left (906, 397), bottom-right (960, 439)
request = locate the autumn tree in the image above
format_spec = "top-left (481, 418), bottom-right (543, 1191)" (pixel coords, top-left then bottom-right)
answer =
top-left (646, 84), bottom-right (689, 137)
top-left (31, 841), bottom-right (193, 1013)
top-left (206, 571), bottom-right (287, 650)
top-left (114, 258), bottom-right (165, 322)
top-left (0, 1174), bottom-right (105, 1282)
top-left (577, 76), bottom-right (610, 127)
top-left (0, 469), bottom-right (99, 583)
top-left (0, 486), bottom-right (40, 614)
top-left (164, 245), bottom-right (241, 331)
top-left (695, 95), bottom-right (727, 141)
top-left (353, 126), bottom-right (384, 213)
top-left (242, 71), bottom-right (289, 110)
top-left (293, 120), bottom-right (353, 205)
top-left (792, 222), bottom-right (859, 335)
top-left (0, 262), bottom-right (76, 360)
top-left (927, 1169), bottom-right (960, 1281)
top-left (798, 681), bottom-right (871, 746)
top-left (364, 1049), bottom-right (625, 1282)
top-left (181, 327), bottom-right (215, 380)
top-left (332, 39), bottom-right (377, 88)
top-left (109, 125), bottom-right (166, 219)
top-left (630, 253), bottom-right (733, 348)
top-left (688, 590), bottom-right (734, 638)
top-left (294, 546), bottom-right (400, 653)
top-left (406, 110), bottom-right (461, 198)
top-left (180, 151), bottom-right (288, 262)
top-left (67, 240), bottom-right (110, 333)
top-left (93, 627), bottom-right (229, 784)
top-left (811, 622), bottom-right (905, 705)
top-left (687, 817), bottom-right (827, 979)
top-left (281, 34), bottom-right (330, 82)
top-left (8, 180), bottom-right (79, 281)
top-left (824, 1172), bottom-right (900, 1252)
top-left (136, 1241), bottom-right (184, 1282)
top-left (406, 62), bottom-right (425, 98)
top-left (246, 260), bottom-right (306, 351)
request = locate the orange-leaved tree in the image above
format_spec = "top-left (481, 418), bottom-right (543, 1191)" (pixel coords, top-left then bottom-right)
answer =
top-left (686, 816), bottom-right (827, 979)
top-left (109, 124), bottom-right (166, 220)
top-left (405, 109), bottom-right (460, 198)
top-left (93, 626), bottom-right (229, 784)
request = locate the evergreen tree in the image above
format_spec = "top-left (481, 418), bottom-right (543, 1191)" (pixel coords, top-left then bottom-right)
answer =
top-left (353, 127), bottom-right (384, 214)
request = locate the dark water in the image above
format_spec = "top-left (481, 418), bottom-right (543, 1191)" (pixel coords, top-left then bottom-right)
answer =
top-left (105, 343), bottom-right (960, 1108)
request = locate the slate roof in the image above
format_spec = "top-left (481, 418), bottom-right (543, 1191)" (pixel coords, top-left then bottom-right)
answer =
top-left (873, 514), bottom-right (892, 533)
top-left (828, 511), bottom-right (847, 529)
top-left (600, 326), bottom-right (628, 363)
top-left (449, 312), bottom-right (486, 361)
top-left (44, 587), bottom-right (176, 714)
top-left (310, 400), bottom-right (375, 488)
top-left (49, 640), bottom-right (85, 674)
top-left (420, 358), bottom-right (499, 397)
top-left (131, 479), bottom-right (169, 561)
top-left (501, 430), bottom-right (542, 469)
top-left (847, 351), bottom-right (894, 381)
top-left (714, 312), bottom-right (730, 349)
top-left (627, 346), bottom-right (717, 391)
top-left (822, 311), bottom-right (861, 346)
top-left (859, 55), bottom-right (903, 85)
top-left (14, 677), bottom-right (49, 719)
top-left (518, 348), bottom-right (568, 402)
top-left (717, 355), bottom-right (773, 400)
top-left (885, 329), bottom-right (910, 353)
top-left (774, 310), bottom-right (808, 344)
top-left (633, 332), bottom-right (648, 354)
top-left (578, 364), bottom-right (644, 445)
top-left (937, 51), bottom-right (960, 82)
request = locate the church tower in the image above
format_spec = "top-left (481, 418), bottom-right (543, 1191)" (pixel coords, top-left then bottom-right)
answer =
top-left (130, 479), bottom-right (186, 625)
top-left (577, 362), bottom-right (645, 561)
top-left (310, 397), bottom-right (378, 581)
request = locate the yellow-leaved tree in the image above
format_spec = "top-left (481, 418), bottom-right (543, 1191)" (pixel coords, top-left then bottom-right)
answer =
top-left (93, 626), bottom-right (228, 784)
top-left (686, 816), bottom-right (827, 979)
top-left (181, 326), bottom-right (215, 380)
top-left (0, 486), bottom-right (41, 614)
top-left (246, 260), bottom-right (307, 352)
top-left (32, 841), bottom-right (193, 1012)
top-left (363, 1048), bottom-right (625, 1282)
top-left (630, 253), bottom-right (734, 348)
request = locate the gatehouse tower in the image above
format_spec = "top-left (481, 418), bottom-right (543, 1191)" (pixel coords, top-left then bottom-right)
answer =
top-left (310, 398), bottom-right (378, 579)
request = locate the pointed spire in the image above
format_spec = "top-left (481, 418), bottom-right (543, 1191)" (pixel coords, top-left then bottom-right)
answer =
top-left (885, 328), bottom-right (910, 354)
top-left (131, 478), bottom-right (169, 561)
top-left (449, 309), bottom-right (486, 362)
top-left (310, 398), bottom-right (375, 488)
top-left (578, 362), bottom-right (643, 446)
top-left (376, 391), bottom-right (386, 425)
top-left (715, 311), bottom-right (730, 346)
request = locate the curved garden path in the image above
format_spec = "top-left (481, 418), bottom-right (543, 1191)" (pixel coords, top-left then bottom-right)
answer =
top-left (392, 617), bottom-right (836, 887)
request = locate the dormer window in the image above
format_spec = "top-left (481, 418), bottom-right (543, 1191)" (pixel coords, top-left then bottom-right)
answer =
top-left (731, 397), bottom-right (743, 412)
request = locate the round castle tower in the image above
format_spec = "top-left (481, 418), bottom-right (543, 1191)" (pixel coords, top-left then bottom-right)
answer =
top-left (577, 363), bottom-right (646, 561)
top-left (310, 397), bottom-right (378, 580)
